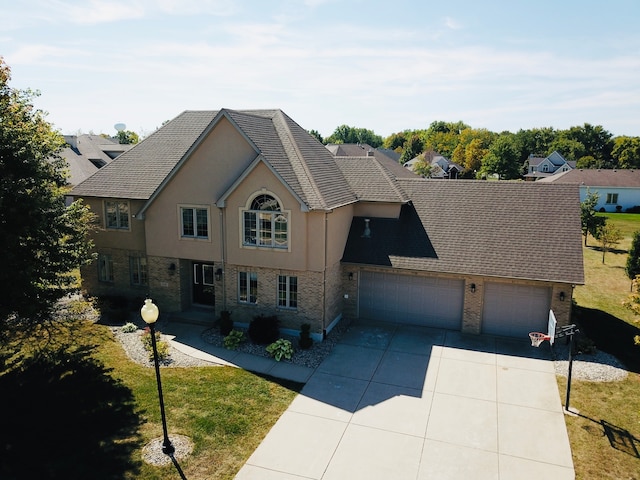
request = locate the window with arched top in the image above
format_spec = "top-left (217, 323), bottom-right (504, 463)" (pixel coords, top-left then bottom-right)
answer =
top-left (243, 193), bottom-right (288, 248)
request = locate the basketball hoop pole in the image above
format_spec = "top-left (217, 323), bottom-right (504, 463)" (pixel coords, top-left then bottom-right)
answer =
top-left (558, 324), bottom-right (579, 412)
top-left (530, 323), bottom-right (579, 413)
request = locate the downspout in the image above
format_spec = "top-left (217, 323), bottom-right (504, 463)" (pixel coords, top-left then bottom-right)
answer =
top-left (322, 211), bottom-right (328, 339)
top-left (219, 208), bottom-right (226, 310)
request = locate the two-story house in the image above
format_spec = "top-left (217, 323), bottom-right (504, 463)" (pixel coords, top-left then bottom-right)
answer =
top-left (524, 151), bottom-right (575, 180)
top-left (71, 109), bottom-right (584, 341)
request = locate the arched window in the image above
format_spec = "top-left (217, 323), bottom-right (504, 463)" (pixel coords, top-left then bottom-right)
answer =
top-left (243, 193), bottom-right (288, 248)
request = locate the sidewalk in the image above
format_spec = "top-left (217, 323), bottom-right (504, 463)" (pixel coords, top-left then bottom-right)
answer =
top-left (162, 321), bottom-right (316, 384)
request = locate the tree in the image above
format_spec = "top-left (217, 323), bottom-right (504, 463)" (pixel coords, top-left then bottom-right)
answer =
top-left (612, 136), bottom-right (640, 169)
top-left (626, 231), bottom-right (640, 280)
top-left (115, 129), bottom-right (139, 144)
top-left (399, 134), bottom-right (424, 164)
top-left (325, 125), bottom-right (382, 147)
top-left (308, 129), bottom-right (323, 144)
top-left (595, 222), bottom-right (622, 264)
top-left (580, 190), bottom-right (605, 246)
top-left (480, 134), bottom-right (521, 179)
top-left (0, 57), bottom-right (95, 329)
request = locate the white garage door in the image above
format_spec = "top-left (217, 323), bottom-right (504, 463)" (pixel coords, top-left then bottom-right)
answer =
top-left (482, 283), bottom-right (550, 338)
top-left (359, 271), bottom-right (463, 329)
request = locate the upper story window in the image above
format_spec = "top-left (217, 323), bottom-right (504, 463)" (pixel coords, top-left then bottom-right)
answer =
top-left (606, 193), bottom-right (619, 204)
top-left (542, 164), bottom-right (549, 172)
top-left (180, 206), bottom-right (209, 239)
top-left (243, 193), bottom-right (288, 249)
top-left (105, 201), bottom-right (130, 230)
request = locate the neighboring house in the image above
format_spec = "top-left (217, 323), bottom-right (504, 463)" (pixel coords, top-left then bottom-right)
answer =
top-left (71, 109), bottom-right (583, 341)
top-left (325, 143), bottom-right (400, 164)
top-left (405, 151), bottom-right (463, 179)
top-left (538, 168), bottom-right (640, 212)
top-left (60, 134), bottom-right (131, 187)
top-left (524, 151), bottom-right (575, 181)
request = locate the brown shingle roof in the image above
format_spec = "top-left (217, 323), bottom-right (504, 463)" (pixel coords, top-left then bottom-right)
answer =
top-left (71, 109), bottom-right (357, 211)
top-left (343, 180), bottom-right (584, 285)
top-left (538, 168), bottom-right (640, 188)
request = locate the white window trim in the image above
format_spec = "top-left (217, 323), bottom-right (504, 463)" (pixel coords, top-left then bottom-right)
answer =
top-left (605, 193), bottom-right (619, 204)
top-left (277, 274), bottom-right (298, 310)
top-left (239, 191), bottom-right (291, 252)
top-left (238, 271), bottom-right (258, 304)
top-left (178, 204), bottom-right (212, 241)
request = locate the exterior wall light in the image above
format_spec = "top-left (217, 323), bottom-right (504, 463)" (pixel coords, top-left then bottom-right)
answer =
top-left (559, 291), bottom-right (565, 301)
top-left (215, 268), bottom-right (223, 281)
top-left (470, 283), bottom-right (476, 293)
top-left (348, 272), bottom-right (354, 281)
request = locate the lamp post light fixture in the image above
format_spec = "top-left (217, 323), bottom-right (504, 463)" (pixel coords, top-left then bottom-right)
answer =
top-left (140, 298), bottom-right (175, 455)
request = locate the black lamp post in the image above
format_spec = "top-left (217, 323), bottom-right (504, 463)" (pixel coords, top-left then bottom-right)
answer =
top-left (141, 298), bottom-right (175, 455)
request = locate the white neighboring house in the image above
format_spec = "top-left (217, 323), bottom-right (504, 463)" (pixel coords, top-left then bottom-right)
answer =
top-left (524, 151), bottom-right (575, 181)
top-left (539, 169), bottom-right (640, 212)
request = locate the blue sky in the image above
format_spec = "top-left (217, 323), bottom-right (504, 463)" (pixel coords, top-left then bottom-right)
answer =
top-left (2, 0), bottom-right (639, 138)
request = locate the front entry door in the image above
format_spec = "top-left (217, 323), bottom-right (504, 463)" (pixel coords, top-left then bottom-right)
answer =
top-left (193, 262), bottom-right (215, 306)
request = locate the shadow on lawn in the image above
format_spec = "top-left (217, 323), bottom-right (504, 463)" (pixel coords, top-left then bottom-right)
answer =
top-left (0, 346), bottom-right (143, 479)
top-left (576, 412), bottom-right (640, 459)
top-left (573, 305), bottom-right (640, 374)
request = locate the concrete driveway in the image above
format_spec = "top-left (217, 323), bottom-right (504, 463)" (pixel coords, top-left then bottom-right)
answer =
top-left (235, 321), bottom-right (574, 480)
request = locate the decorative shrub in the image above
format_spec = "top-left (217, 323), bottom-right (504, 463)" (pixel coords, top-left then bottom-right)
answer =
top-left (224, 330), bottom-right (245, 350)
top-left (141, 327), bottom-right (170, 362)
top-left (616, 205), bottom-right (623, 212)
top-left (266, 339), bottom-right (294, 361)
top-left (248, 314), bottom-right (279, 345)
top-left (219, 310), bottom-right (233, 336)
top-left (626, 205), bottom-right (640, 213)
top-left (599, 207), bottom-right (606, 212)
top-left (298, 323), bottom-right (313, 350)
top-left (121, 322), bottom-right (138, 333)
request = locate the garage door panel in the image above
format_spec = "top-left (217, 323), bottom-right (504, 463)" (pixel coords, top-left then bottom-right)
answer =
top-left (359, 271), bottom-right (463, 329)
top-left (482, 283), bottom-right (550, 338)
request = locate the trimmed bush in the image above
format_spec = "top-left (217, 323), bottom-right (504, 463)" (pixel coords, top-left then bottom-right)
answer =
top-left (248, 314), bottom-right (279, 345)
top-left (219, 310), bottom-right (233, 336)
top-left (298, 323), bottom-right (313, 350)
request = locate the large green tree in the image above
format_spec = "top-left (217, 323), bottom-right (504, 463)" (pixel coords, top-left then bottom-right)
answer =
top-left (0, 58), bottom-right (95, 328)
top-left (612, 136), bottom-right (640, 169)
top-left (325, 125), bottom-right (383, 147)
top-left (480, 134), bottom-right (521, 179)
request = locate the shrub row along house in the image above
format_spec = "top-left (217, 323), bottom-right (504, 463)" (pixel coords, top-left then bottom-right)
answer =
top-left (71, 109), bottom-right (584, 341)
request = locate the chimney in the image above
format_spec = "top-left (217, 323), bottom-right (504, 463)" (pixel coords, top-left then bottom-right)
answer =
top-left (361, 218), bottom-right (371, 238)
top-left (367, 149), bottom-right (374, 156)
top-left (64, 135), bottom-right (78, 150)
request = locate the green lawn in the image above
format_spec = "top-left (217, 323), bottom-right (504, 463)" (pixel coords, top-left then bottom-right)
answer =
top-left (565, 213), bottom-right (640, 480)
top-left (0, 319), bottom-right (301, 479)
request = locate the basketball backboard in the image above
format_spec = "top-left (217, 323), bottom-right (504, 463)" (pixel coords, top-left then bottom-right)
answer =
top-left (548, 310), bottom-right (557, 345)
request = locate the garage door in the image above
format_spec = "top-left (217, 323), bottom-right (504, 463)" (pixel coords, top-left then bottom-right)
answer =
top-left (359, 271), bottom-right (463, 329)
top-left (482, 283), bottom-right (550, 338)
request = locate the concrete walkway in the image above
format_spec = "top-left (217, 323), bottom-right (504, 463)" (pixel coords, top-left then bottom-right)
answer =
top-left (231, 321), bottom-right (575, 480)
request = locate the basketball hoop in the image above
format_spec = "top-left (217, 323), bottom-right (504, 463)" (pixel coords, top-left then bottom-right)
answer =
top-left (529, 332), bottom-right (550, 347)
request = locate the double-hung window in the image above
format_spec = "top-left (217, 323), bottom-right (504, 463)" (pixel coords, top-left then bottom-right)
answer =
top-left (243, 194), bottom-right (288, 248)
top-left (606, 193), bottom-right (619, 204)
top-left (181, 206), bottom-right (209, 239)
top-left (130, 256), bottom-right (148, 286)
top-left (98, 254), bottom-right (114, 282)
top-left (105, 201), bottom-right (129, 230)
top-left (238, 271), bottom-right (258, 304)
top-left (278, 275), bottom-right (297, 309)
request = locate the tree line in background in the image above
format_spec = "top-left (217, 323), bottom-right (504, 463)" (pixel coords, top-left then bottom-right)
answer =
top-left (311, 121), bottom-right (640, 180)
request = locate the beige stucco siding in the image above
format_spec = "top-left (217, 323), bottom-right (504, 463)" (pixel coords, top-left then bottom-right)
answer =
top-left (144, 117), bottom-right (257, 260)
top-left (224, 161), bottom-right (312, 271)
top-left (325, 204), bottom-right (355, 265)
top-left (86, 197), bottom-right (147, 251)
top-left (353, 202), bottom-right (402, 219)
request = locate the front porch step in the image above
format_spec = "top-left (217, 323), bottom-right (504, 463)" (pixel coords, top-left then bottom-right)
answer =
top-left (170, 308), bottom-right (216, 326)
